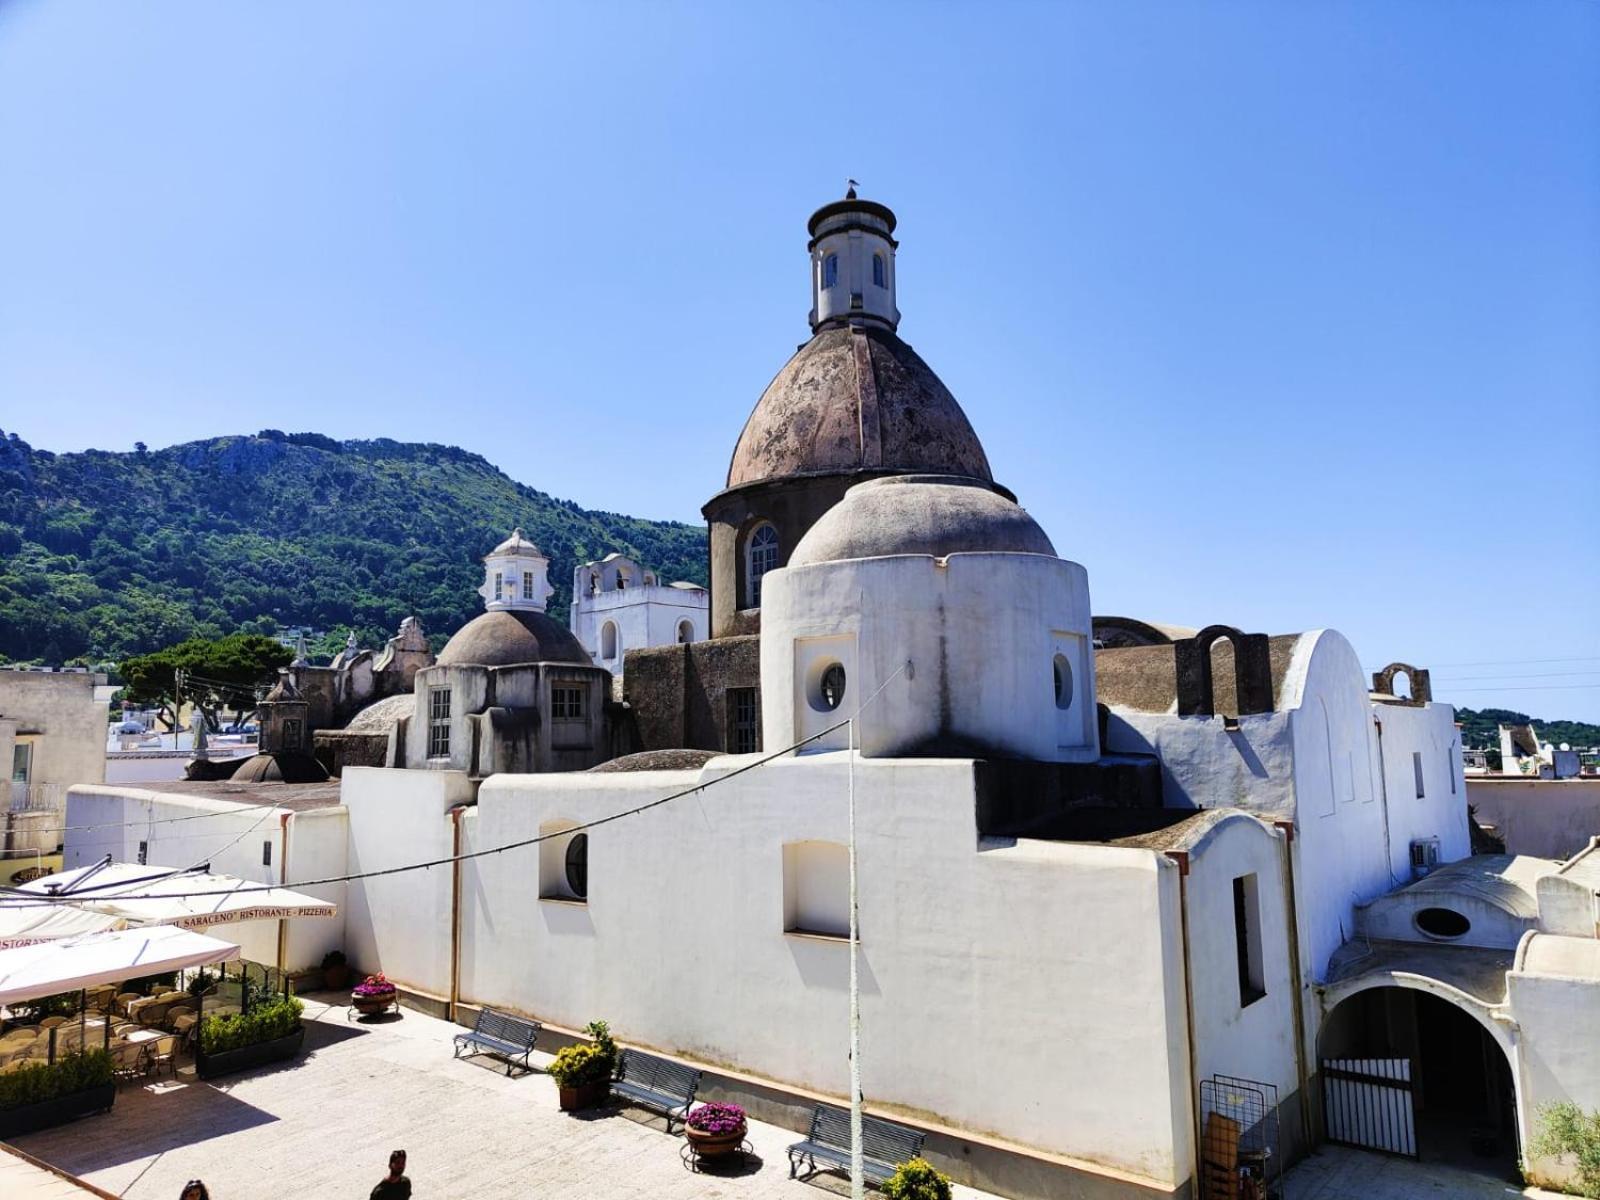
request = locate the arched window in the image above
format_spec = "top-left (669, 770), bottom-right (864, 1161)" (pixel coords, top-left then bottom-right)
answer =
top-left (600, 621), bottom-right (619, 661)
top-left (745, 524), bottom-right (780, 608)
top-left (822, 253), bottom-right (839, 289)
top-left (677, 620), bottom-right (694, 644)
top-left (872, 253), bottom-right (885, 288)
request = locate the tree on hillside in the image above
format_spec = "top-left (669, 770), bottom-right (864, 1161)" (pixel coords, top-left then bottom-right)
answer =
top-left (120, 633), bottom-right (291, 733)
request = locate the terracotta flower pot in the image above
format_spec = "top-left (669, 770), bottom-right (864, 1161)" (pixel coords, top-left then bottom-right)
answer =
top-left (351, 990), bottom-right (395, 1015)
top-left (685, 1121), bottom-right (746, 1158)
top-left (558, 1079), bottom-right (609, 1111)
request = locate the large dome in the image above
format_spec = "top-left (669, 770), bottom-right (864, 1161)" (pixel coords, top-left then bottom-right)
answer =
top-left (436, 609), bottom-right (592, 668)
top-left (725, 324), bottom-right (992, 491)
top-left (788, 475), bottom-right (1055, 567)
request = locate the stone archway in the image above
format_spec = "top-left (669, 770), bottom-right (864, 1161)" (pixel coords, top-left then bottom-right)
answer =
top-left (1318, 981), bottom-right (1519, 1177)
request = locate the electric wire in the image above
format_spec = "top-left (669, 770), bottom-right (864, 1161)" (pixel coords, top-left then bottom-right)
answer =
top-left (0, 715), bottom-right (858, 908)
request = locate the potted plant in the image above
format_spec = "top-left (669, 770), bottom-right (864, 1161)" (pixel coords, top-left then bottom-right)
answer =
top-left (0, 1050), bottom-right (115, 1137)
top-left (684, 1102), bottom-right (748, 1158)
top-left (351, 972), bottom-right (398, 1016)
top-left (547, 1019), bottom-right (616, 1111)
top-left (321, 949), bottom-right (351, 991)
top-left (883, 1158), bottom-right (953, 1200)
top-left (196, 996), bottom-right (305, 1080)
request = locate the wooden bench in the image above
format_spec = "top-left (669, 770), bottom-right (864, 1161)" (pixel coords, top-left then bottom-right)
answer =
top-left (452, 1008), bottom-right (541, 1075)
top-left (609, 1048), bottom-right (701, 1131)
top-left (787, 1103), bottom-right (926, 1186)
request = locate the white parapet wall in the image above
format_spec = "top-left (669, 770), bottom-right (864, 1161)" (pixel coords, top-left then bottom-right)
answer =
top-left (439, 754), bottom-right (1194, 1187)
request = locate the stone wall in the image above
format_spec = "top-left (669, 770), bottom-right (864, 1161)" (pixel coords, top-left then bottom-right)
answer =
top-left (623, 637), bottom-right (761, 753)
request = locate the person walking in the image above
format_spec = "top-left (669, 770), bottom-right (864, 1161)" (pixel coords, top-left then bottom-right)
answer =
top-left (370, 1149), bottom-right (411, 1200)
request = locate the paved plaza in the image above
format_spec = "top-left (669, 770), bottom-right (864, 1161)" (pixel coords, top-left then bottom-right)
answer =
top-left (1282, 1144), bottom-right (1564, 1200)
top-left (13, 995), bottom-right (1000, 1200)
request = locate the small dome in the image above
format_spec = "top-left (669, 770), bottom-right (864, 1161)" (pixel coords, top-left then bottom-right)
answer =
top-left (230, 751), bottom-right (329, 784)
top-left (788, 475), bottom-right (1055, 567)
top-left (436, 609), bottom-right (592, 668)
top-left (725, 325), bottom-right (992, 491)
top-left (489, 528), bottom-right (543, 558)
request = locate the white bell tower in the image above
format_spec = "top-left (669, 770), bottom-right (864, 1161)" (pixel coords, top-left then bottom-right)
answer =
top-left (478, 529), bottom-right (554, 612)
top-left (808, 186), bottom-right (900, 332)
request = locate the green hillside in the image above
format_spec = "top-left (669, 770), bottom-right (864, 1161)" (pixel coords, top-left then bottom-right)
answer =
top-left (0, 428), bottom-right (707, 664)
top-left (1455, 707), bottom-right (1600, 751)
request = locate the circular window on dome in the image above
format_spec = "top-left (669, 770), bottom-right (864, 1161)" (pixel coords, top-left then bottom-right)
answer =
top-left (808, 662), bottom-right (847, 713)
top-left (1414, 906), bottom-right (1470, 940)
top-left (564, 833), bottom-right (588, 900)
top-left (1053, 653), bottom-right (1073, 710)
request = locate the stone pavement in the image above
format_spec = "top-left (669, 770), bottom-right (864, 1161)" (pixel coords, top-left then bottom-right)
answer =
top-left (1282, 1144), bottom-right (1568, 1200)
top-left (14, 995), bottom-right (1002, 1200)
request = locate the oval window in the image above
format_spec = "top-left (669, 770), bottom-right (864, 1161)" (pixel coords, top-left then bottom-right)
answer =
top-left (1053, 653), bottom-right (1073, 710)
top-left (1414, 906), bottom-right (1470, 940)
top-left (564, 833), bottom-right (588, 900)
top-left (809, 662), bottom-right (847, 713)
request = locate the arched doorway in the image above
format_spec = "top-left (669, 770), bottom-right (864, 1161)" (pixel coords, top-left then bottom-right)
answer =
top-left (1319, 985), bottom-right (1517, 1177)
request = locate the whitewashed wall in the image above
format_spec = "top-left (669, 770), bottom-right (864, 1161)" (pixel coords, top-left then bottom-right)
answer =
top-left (1509, 933), bottom-right (1600, 1191)
top-left (1371, 700), bottom-right (1472, 883)
top-left (1184, 815), bottom-right (1299, 1102)
top-left (454, 755), bottom-right (1193, 1186)
top-left (63, 784), bottom-right (343, 969)
top-left (571, 581), bottom-right (708, 676)
top-left (340, 766), bottom-right (472, 992)
top-left (761, 553), bottom-right (1098, 762)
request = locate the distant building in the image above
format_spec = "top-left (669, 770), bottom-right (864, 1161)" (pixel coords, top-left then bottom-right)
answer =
top-left (0, 667), bottom-right (108, 857)
top-left (569, 553), bottom-right (707, 679)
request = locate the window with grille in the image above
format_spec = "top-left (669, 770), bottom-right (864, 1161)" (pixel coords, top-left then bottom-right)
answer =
top-left (427, 687), bottom-right (451, 758)
top-left (746, 524), bottom-right (779, 607)
top-left (493, 571), bottom-right (503, 601)
top-left (551, 685), bottom-right (584, 721)
top-left (522, 572), bottom-right (535, 601)
top-left (728, 688), bottom-right (760, 754)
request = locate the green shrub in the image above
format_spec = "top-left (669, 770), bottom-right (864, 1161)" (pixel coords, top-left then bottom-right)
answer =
top-left (883, 1158), bottom-right (953, 1200)
top-left (548, 1018), bottom-right (617, 1089)
top-left (199, 996), bottom-right (304, 1055)
top-left (0, 1050), bottom-right (113, 1111)
top-left (547, 1043), bottom-right (610, 1088)
top-left (1531, 1102), bottom-right (1600, 1197)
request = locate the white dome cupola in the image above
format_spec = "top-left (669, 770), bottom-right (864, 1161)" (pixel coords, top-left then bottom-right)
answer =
top-left (478, 528), bottom-right (554, 613)
top-left (808, 185), bottom-right (900, 332)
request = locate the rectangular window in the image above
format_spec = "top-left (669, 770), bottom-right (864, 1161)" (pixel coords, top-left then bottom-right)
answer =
top-left (262, 840), bottom-right (273, 867)
top-left (1450, 745), bottom-right (1457, 795)
top-left (522, 572), bottom-right (535, 601)
top-left (137, 840), bottom-right (148, 866)
top-left (493, 571), bottom-right (503, 601)
top-left (728, 688), bottom-right (761, 754)
top-left (1413, 751), bottom-right (1425, 799)
top-left (1233, 874), bottom-right (1266, 1008)
top-left (10, 743), bottom-right (30, 783)
top-left (428, 687), bottom-right (452, 758)
top-left (551, 686), bottom-right (584, 721)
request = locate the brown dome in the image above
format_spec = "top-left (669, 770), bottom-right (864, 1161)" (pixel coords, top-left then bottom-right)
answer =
top-left (436, 609), bottom-right (591, 668)
top-left (725, 324), bottom-right (992, 491)
top-left (230, 751), bottom-right (329, 784)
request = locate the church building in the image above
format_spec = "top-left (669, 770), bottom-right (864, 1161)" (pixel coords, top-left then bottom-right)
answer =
top-left (59, 192), bottom-right (1600, 1200)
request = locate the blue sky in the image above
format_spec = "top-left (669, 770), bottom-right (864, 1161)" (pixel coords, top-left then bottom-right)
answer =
top-left (1, 1), bottom-right (1596, 720)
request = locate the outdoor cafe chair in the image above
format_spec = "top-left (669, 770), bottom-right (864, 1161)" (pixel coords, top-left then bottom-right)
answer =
top-left (164, 1005), bottom-right (195, 1030)
top-left (115, 992), bottom-right (141, 1015)
top-left (38, 1015), bottom-right (68, 1030)
top-left (146, 1034), bottom-right (179, 1081)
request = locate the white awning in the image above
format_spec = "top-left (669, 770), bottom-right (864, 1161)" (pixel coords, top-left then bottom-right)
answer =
top-left (7, 861), bottom-right (337, 930)
top-left (0, 925), bottom-right (240, 1007)
top-left (0, 904), bottom-right (125, 951)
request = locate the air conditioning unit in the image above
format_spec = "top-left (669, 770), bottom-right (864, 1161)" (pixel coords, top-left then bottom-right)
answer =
top-left (1410, 837), bottom-right (1441, 880)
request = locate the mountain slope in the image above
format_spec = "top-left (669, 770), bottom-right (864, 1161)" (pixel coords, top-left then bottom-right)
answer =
top-left (0, 429), bottom-right (707, 663)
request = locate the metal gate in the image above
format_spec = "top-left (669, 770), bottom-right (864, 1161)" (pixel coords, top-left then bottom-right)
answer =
top-left (1321, 1057), bottom-right (1416, 1157)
